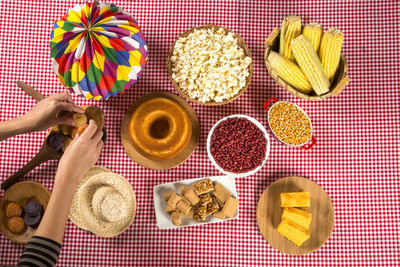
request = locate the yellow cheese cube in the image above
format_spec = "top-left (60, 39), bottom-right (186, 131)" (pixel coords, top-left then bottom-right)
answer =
top-left (280, 192), bottom-right (310, 207)
top-left (277, 218), bottom-right (310, 247)
top-left (282, 207), bottom-right (312, 229)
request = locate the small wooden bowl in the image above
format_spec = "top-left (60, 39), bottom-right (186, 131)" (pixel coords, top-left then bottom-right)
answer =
top-left (0, 181), bottom-right (50, 244)
top-left (121, 92), bottom-right (200, 170)
top-left (167, 25), bottom-right (253, 105)
top-left (256, 176), bottom-right (334, 254)
top-left (264, 27), bottom-right (350, 101)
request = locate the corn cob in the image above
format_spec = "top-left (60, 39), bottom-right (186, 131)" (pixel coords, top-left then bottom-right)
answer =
top-left (279, 15), bottom-right (302, 60)
top-left (290, 35), bottom-right (330, 95)
top-left (302, 22), bottom-right (323, 53)
top-left (268, 51), bottom-right (312, 94)
top-left (319, 28), bottom-right (344, 82)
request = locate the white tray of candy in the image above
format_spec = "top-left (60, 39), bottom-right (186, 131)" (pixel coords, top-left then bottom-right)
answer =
top-left (153, 176), bottom-right (239, 229)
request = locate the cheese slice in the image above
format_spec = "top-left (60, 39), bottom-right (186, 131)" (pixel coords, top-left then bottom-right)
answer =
top-left (277, 218), bottom-right (310, 247)
top-left (282, 207), bottom-right (312, 229)
top-left (280, 192), bottom-right (310, 207)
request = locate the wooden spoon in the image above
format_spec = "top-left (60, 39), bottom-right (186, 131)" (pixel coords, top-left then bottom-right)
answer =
top-left (1, 82), bottom-right (63, 190)
top-left (1, 81), bottom-right (107, 190)
top-left (1, 140), bottom-right (63, 190)
top-left (1, 82), bottom-right (106, 190)
top-left (17, 81), bottom-right (45, 102)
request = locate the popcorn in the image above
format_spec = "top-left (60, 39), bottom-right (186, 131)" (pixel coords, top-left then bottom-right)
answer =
top-left (171, 28), bottom-right (252, 103)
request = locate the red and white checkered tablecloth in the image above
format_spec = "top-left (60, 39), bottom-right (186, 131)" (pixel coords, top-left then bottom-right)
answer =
top-left (1, 0), bottom-right (399, 266)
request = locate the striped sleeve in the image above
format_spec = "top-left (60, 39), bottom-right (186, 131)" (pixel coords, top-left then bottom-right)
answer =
top-left (18, 236), bottom-right (62, 267)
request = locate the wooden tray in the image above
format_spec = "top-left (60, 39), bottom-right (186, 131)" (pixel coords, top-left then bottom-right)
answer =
top-left (256, 176), bottom-right (334, 254)
top-left (0, 181), bottom-right (50, 244)
top-left (121, 92), bottom-right (200, 170)
top-left (167, 25), bottom-right (253, 105)
top-left (264, 27), bottom-right (350, 101)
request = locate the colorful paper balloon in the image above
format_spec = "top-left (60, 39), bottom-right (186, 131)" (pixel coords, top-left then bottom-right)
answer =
top-left (50, 1), bottom-right (148, 100)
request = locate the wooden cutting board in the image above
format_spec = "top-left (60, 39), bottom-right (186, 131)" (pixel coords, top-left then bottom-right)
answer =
top-left (256, 176), bottom-right (334, 255)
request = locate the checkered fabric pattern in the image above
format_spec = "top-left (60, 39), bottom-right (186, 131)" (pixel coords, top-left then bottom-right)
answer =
top-left (1, 0), bottom-right (399, 266)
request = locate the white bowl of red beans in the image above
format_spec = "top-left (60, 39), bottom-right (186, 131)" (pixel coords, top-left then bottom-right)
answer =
top-left (207, 115), bottom-right (270, 178)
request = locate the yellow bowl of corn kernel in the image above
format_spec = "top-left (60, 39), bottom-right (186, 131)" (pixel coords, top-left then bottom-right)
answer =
top-left (167, 25), bottom-right (253, 105)
top-left (264, 16), bottom-right (350, 101)
top-left (264, 98), bottom-right (316, 149)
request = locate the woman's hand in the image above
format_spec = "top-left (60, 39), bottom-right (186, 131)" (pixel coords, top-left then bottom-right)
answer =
top-left (23, 92), bottom-right (84, 132)
top-left (35, 120), bottom-right (103, 244)
top-left (0, 92), bottom-right (84, 141)
top-left (55, 120), bottom-right (104, 188)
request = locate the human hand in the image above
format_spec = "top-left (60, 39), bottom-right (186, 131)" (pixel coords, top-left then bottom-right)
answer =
top-left (23, 92), bottom-right (84, 132)
top-left (56, 120), bottom-right (104, 188)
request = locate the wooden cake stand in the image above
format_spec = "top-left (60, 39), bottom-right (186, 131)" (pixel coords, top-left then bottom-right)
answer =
top-left (121, 92), bottom-right (200, 170)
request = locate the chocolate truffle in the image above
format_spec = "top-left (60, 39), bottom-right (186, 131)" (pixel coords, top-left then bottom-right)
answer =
top-left (24, 213), bottom-right (42, 227)
top-left (47, 133), bottom-right (65, 150)
top-left (25, 201), bottom-right (42, 216)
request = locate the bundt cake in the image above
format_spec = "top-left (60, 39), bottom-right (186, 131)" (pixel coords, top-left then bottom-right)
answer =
top-left (129, 97), bottom-right (192, 160)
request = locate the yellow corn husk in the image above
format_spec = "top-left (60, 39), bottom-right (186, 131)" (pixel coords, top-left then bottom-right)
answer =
top-left (268, 51), bottom-right (312, 94)
top-left (279, 15), bottom-right (302, 60)
top-left (302, 22), bottom-right (323, 53)
top-left (319, 28), bottom-right (344, 83)
top-left (290, 35), bottom-right (330, 95)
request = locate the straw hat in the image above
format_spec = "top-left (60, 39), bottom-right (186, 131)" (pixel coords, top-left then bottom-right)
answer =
top-left (69, 166), bottom-right (110, 230)
top-left (69, 166), bottom-right (136, 237)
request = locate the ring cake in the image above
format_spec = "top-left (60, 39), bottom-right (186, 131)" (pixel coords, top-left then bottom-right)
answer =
top-left (129, 97), bottom-right (192, 160)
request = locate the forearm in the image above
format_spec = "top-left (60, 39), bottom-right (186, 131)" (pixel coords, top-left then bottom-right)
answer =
top-left (35, 173), bottom-right (79, 244)
top-left (18, 174), bottom-right (76, 266)
top-left (0, 115), bottom-right (33, 141)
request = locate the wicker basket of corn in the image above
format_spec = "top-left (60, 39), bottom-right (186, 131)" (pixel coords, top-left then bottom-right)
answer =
top-left (264, 16), bottom-right (350, 101)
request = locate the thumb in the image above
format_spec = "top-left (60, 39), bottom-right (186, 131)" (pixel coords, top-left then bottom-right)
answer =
top-left (57, 116), bottom-right (75, 127)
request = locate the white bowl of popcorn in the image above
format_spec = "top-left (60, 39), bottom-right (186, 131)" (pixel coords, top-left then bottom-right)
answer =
top-left (167, 25), bottom-right (253, 105)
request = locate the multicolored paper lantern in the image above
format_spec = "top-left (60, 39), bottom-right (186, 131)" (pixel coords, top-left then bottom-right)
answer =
top-left (50, 1), bottom-right (148, 100)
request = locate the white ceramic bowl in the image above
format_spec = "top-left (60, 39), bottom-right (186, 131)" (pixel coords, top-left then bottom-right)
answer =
top-left (207, 115), bottom-right (270, 178)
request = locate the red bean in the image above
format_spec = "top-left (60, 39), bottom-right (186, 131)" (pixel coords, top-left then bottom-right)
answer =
top-left (210, 118), bottom-right (267, 173)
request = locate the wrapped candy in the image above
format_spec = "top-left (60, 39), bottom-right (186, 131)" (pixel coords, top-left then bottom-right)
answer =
top-left (50, 1), bottom-right (148, 100)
